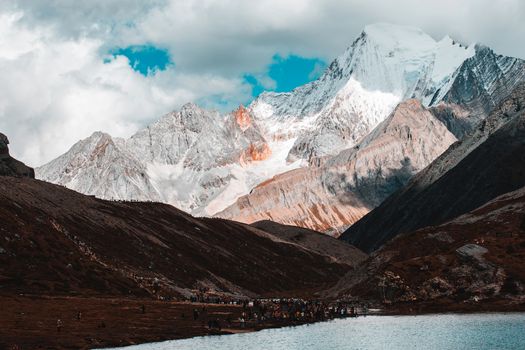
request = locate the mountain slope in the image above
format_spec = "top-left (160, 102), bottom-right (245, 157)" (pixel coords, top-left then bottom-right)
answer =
top-left (330, 185), bottom-right (525, 311)
top-left (251, 220), bottom-right (367, 266)
top-left (36, 24), bottom-right (525, 232)
top-left (0, 175), bottom-right (357, 299)
top-left (438, 45), bottom-right (525, 118)
top-left (218, 99), bottom-right (457, 235)
top-left (342, 84), bottom-right (525, 252)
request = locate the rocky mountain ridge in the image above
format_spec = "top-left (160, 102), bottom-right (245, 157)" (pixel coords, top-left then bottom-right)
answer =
top-left (218, 99), bottom-right (457, 235)
top-left (36, 24), bottom-right (525, 233)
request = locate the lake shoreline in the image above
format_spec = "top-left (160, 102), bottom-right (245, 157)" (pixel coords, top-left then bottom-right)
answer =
top-left (2, 295), bottom-right (524, 349)
top-left (102, 313), bottom-right (525, 350)
top-left (381, 299), bottom-right (525, 316)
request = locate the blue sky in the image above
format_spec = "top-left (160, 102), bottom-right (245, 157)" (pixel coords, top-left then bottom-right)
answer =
top-left (112, 45), bottom-right (172, 76)
top-left (114, 45), bottom-right (326, 99)
top-left (243, 55), bottom-right (326, 97)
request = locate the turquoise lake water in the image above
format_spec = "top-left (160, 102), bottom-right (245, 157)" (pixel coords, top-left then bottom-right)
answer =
top-left (104, 313), bottom-right (525, 350)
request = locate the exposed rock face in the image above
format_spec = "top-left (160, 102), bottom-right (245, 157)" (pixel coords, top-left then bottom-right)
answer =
top-left (420, 45), bottom-right (525, 140)
top-left (342, 84), bottom-right (525, 252)
top-left (0, 133), bottom-right (34, 178)
top-left (126, 103), bottom-right (267, 170)
top-left (439, 45), bottom-right (525, 119)
top-left (218, 100), bottom-right (457, 235)
top-left (218, 166), bottom-right (369, 236)
top-left (428, 103), bottom-right (473, 139)
top-left (456, 244), bottom-right (488, 260)
top-left (0, 133), bottom-right (8, 156)
top-left (242, 143), bottom-right (271, 162)
top-left (234, 106), bottom-right (272, 162)
top-left (0, 176), bottom-right (354, 299)
top-left (329, 185), bottom-right (525, 310)
top-left (219, 45), bottom-right (525, 233)
top-left (233, 105), bottom-right (252, 130)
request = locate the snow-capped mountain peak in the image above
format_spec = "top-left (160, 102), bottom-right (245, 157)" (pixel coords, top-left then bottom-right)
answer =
top-left (36, 23), bottom-right (525, 223)
top-left (252, 24), bottom-right (476, 163)
top-left (361, 23), bottom-right (435, 51)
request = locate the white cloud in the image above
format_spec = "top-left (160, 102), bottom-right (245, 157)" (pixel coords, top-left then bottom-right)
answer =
top-left (0, 0), bottom-right (524, 167)
top-left (124, 0), bottom-right (525, 69)
top-left (0, 10), bottom-right (250, 166)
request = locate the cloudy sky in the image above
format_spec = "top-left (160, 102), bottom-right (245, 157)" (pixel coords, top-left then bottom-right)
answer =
top-left (1, 0), bottom-right (524, 166)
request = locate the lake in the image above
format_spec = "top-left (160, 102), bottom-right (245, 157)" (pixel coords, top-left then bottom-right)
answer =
top-left (103, 313), bottom-right (525, 350)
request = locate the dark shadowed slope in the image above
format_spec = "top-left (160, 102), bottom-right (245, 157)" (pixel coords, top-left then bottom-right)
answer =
top-left (330, 185), bottom-right (525, 312)
top-left (342, 84), bottom-right (525, 253)
top-left (0, 176), bottom-right (353, 299)
top-left (251, 220), bottom-right (367, 266)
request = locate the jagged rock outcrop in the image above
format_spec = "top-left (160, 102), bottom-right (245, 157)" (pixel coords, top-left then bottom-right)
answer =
top-left (427, 103), bottom-right (472, 139)
top-left (0, 133), bottom-right (7, 155)
top-left (0, 133), bottom-right (34, 178)
top-left (218, 100), bottom-right (457, 235)
top-left (342, 84), bottom-right (525, 252)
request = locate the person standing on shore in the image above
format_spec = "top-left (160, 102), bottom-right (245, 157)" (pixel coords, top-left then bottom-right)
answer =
top-left (56, 319), bottom-right (62, 333)
top-left (193, 308), bottom-right (199, 321)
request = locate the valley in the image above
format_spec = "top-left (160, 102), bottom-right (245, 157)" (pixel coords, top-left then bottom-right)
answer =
top-left (2, 22), bottom-right (525, 350)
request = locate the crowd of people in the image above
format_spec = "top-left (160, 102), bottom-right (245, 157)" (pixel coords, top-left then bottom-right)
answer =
top-left (235, 299), bottom-right (360, 325)
top-left (47, 291), bottom-right (366, 337)
top-left (186, 289), bottom-right (366, 330)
